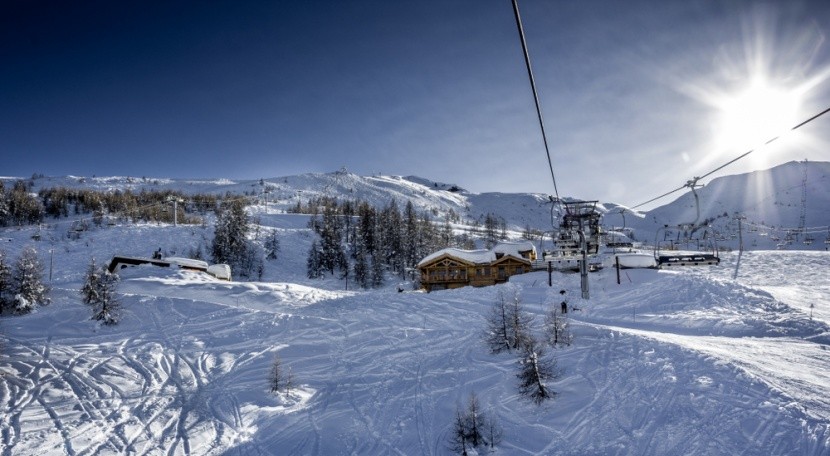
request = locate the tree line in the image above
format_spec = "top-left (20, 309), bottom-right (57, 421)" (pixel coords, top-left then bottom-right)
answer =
top-left (304, 196), bottom-right (513, 289)
top-left (0, 180), bottom-right (225, 228)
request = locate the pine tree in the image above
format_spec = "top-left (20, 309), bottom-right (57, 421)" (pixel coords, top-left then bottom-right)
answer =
top-left (269, 353), bottom-right (284, 394)
top-left (80, 258), bottom-right (101, 306)
top-left (357, 201), bottom-right (377, 256)
top-left (353, 248), bottom-right (369, 289)
top-left (402, 200), bottom-right (419, 274)
top-left (380, 199), bottom-right (403, 275)
top-left (269, 352), bottom-right (296, 395)
top-left (81, 258), bottom-right (120, 324)
top-left (265, 229), bottom-right (280, 260)
top-left (544, 306), bottom-right (572, 348)
top-left (307, 240), bottom-right (322, 279)
top-left (356, 202), bottom-right (377, 255)
top-left (317, 205), bottom-right (346, 276)
top-left (448, 392), bottom-right (501, 454)
top-left (507, 292), bottom-right (534, 350)
top-left (0, 249), bottom-right (11, 313)
top-left (94, 270), bottom-right (120, 324)
top-left (517, 337), bottom-right (558, 404)
top-left (11, 247), bottom-right (49, 314)
top-left (484, 292), bottom-right (513, 354)
top-left (485, 291), bottom-right (532, 352)
top-left (439, 216), bottom-right (453, 249)
top-left (484, 213), bottom-right (499, 249)
top-left (448, 407), bottom-right (470, 456)
top-left (370, 253), bottom-right (384, 288)
top-left (464, 392), bottom-right (485, 447)
top-left (0, 182), bottom-right (9, 226)
top-left (212, 199), bottom-right (260, 280)
top-left (284, 366), bottom-right (295, 396)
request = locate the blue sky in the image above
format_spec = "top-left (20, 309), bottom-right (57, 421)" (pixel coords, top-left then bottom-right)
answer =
top-left (3, 0), bottom-right (830, 209)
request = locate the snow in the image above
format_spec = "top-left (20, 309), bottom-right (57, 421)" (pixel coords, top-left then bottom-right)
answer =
top-left (2, 164), bottom-right (830, 454)
top-left (2, 212), bottom-right (829, 455)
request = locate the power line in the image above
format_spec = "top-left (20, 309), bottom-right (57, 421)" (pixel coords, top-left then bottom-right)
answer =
top-left (631, 106), bottom-right (830, 210)
top-left (510, 0), bottom-right (562, 209)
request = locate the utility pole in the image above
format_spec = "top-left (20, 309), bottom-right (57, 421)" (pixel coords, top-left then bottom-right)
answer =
top-left (733, 214), bottom-right (745, 280)
top-left (166, 196), bottom-right (185, 226)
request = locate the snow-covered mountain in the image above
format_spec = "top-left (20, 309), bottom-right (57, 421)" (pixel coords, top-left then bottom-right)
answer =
top-left (627, 160), bottom-right (830, 250)
top-left (13, 160), bottom-right (830, 251)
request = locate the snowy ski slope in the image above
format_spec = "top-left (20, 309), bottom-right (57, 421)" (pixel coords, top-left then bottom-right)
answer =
top-left (1, 212), bottom-right (829, 455)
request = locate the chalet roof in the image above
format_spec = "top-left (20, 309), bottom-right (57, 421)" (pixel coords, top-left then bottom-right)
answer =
top-left (417, 241), bottom-right (535, 268)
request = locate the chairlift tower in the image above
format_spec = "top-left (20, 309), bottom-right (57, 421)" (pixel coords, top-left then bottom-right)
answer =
top-left (166, 196), bottom-right (185, 226)
top-left (799, 159), bottom-right (808, 239)
top-left (560, 200), bottom-right (601, 299)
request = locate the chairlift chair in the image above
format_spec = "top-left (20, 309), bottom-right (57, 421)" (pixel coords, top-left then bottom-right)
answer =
top-left (653, 178), bottom-right (720, 268)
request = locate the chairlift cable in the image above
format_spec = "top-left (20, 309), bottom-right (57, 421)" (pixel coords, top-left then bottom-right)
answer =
top-left (511, 0), bottom-right (562, 211)
top-left (630, 105), bottom-right (830, 210)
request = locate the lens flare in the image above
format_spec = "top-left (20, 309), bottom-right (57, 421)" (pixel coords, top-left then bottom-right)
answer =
top-left (714, 77), bottom-right (801, 153)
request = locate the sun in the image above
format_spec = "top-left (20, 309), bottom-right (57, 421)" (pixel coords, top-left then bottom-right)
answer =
top-left (714, 77), bottom-right (801, 153)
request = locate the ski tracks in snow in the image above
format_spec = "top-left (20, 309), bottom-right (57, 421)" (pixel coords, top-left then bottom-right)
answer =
top-left (0, 294), bottom-right (267, 455)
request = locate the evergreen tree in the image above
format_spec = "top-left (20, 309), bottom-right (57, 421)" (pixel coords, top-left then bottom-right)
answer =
top-left (356, 201), bottom-right (377, 256)
top-left (81, 258), bottom-right (120, 324)
top-left (8, 181), bottom-right (44, 226)
top-left (416, 213), bottom-right (437, 261)
top-left (448, 392), bottom-right (501, 454)
top-left (464, 392), bottom-right (485, 448)
top-left (0, 249), bottom-right (11, 313)
top-left (507, 292), bottom-right (534, 350)
top-left (485, 291), bottom-right (532, 353)
top-left (353, 248), bottom-right (370, 289)
top-left (0, 182), bottom-right (8, 226)
top-left (94, 270), bottom-right (120, 324)
top-left (439, 216), bottom-right (453, 249)
top-left (317, 205), bottom-right (346, 276)
top-left (544, 306), bottom-right (572, 348)
top-left (269, 352), bottom-right (297, 396)
top-left (370, 253), bottom-right (384, 288)
top-left (517, 337), bottom-right (558, 404)
top-left (269, 352), bottom-right (285, 393)
top-left (80, 258), bottom-right (101, 306)
top-left (484, 292), bottom-right (513, 354)
top-left (11, 247), bottom-right (49, 314)
top-left (265, 229), bottom-right (280, 260)
top-left (307, 240), bottom-right (323, 279)
top-left (379, 199), bottom-right (403, 275)
top-left (402, 200), bottom-right (419, 274)
top-left (212, 199), bottom-right (261, 280)
top-left (448, 407), bottom-right (470, 456)
top-left (483, 213), bottom-right (499, 249)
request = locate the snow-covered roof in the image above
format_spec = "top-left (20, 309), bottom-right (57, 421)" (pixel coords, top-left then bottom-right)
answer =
top-left (417, 241), bottom-right (535, 267)
top-left (492, 241), bottom-right (535, 257)
top-left (165, 257), bottom-right (210, 270)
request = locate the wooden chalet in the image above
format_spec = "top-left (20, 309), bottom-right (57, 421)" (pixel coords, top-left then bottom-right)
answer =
top-left (417, 242), bottom-right (536, 292)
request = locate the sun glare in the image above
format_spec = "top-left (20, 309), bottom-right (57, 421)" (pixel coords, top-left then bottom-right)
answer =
top-left (715, 78), bottom-right (801, 153)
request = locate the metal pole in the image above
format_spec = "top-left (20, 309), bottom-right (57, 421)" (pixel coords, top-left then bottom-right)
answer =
top-left (616, 256), bottom-right (621, 285)
top-left (734, 216), bottom-right (744, 280)
top-left (578, 227), bottom-right (589, 300)
top-left (548, 260), bottom-right (552, 287)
